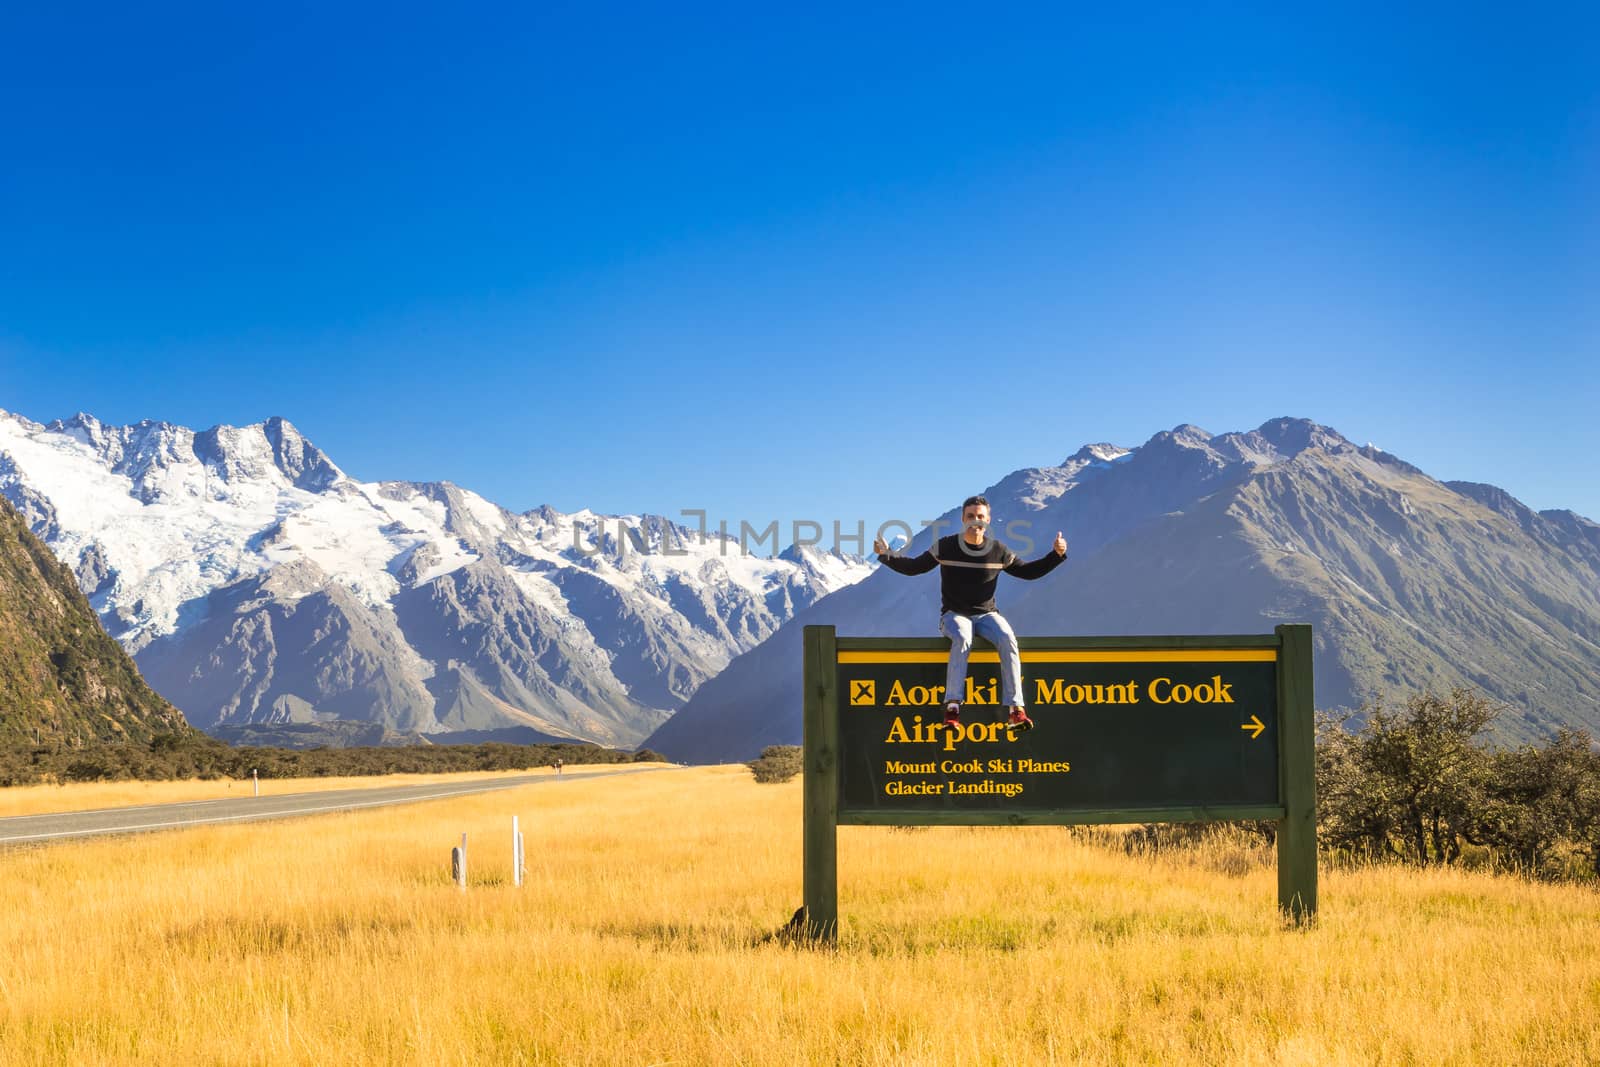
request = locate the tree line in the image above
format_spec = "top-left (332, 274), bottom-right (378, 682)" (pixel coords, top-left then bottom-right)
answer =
top-left (0, 730), bottom-right (665, 787)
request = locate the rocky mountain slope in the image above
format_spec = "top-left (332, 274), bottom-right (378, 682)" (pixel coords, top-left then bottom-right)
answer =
top-left (647, 418), bottom-right (1600, 762)
top-left (0, 495), bottom-right (191, 746)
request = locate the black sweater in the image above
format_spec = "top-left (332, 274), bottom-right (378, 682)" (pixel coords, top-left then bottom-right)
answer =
top-left (878, 533), bottom-right (1065, 615)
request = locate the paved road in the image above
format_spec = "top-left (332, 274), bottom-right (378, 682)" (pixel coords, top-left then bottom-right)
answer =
top-left (0, 767), bottom-right (669, 847)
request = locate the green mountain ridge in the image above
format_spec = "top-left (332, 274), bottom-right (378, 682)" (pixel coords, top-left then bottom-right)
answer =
top-left (0, 495), bottom-right (192, 746)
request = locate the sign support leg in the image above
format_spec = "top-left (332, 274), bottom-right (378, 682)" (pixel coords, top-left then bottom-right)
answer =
top-left (802, 624), bottom-right (839, 943)
top-left (1275, 623), bottom-right (1318, 924)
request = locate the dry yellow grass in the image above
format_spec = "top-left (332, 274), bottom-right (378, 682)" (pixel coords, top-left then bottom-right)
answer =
top-left (0, 764), bottom-right (633, 819)
top-left (3, 765), bottom-right (1598, 1065)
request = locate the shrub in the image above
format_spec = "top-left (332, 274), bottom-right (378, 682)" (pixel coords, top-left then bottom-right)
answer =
top-left (1317, 688), bottom-right (1600, 881)
top-left (1318, 687), bottom-right (1497, 865)
top-left (747, 745), bottom-right (803, 784)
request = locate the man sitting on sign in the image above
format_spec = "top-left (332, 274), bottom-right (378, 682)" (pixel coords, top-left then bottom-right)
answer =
top-left (874, 495), bottom-right (1067, 731)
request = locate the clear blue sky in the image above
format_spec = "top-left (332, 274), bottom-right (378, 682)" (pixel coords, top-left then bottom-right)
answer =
top-left (3, 3), bottom-right (1596, 540)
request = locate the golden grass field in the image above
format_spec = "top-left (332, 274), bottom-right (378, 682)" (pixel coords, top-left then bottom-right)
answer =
top-left (3, 764), bottom-right (1599, 1065)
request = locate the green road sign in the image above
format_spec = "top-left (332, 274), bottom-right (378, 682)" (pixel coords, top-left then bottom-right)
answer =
top-left (839, 647), bottom-right (1279, 812)
top-left (802, 626), bottom-right (1317, 941)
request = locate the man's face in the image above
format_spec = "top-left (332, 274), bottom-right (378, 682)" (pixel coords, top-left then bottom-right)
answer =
top-left (962, 504), bottom-right (990, 533)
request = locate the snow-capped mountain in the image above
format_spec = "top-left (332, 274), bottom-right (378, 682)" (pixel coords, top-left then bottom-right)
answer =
top-left (647, 417), bottom-right (1600, 762)
top-left (0, 409), bottom-right (872, 746)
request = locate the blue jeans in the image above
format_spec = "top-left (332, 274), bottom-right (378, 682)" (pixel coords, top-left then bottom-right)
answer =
top-left (941, 610), bottom-right (1023, 708)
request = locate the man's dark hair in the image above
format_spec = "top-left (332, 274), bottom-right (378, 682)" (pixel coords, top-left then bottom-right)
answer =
top-left (962, 495), bottom-right (990, 511)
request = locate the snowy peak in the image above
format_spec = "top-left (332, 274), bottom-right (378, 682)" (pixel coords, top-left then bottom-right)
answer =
top-left (30, 412), bottom-right (346, 501)
top-left (776, 541), bottom-right (873, 585)
top-left (262, 416), bottom-right (344, 491)
top-left (194, 418), bottom-right (345, 490)
top-left (382, 480), bottom-right (507, 546)
top-left (47, 416), bottom-right (198, 503)
top-left (54, 412), bottom-right (107, 447)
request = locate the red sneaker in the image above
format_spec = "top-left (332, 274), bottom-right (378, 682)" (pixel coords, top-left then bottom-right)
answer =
top-left (944, 701), bottom-right (961, 726)
top-left (1006, 706), bottom-right (1034, 731)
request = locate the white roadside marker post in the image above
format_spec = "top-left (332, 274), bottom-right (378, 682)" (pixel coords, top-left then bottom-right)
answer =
top-left (252, 768), bottom-right (259, 797)
top-left (451, 832), bottom-right (468, 890)
top-left (513, 816), bottom-right (525, 888)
